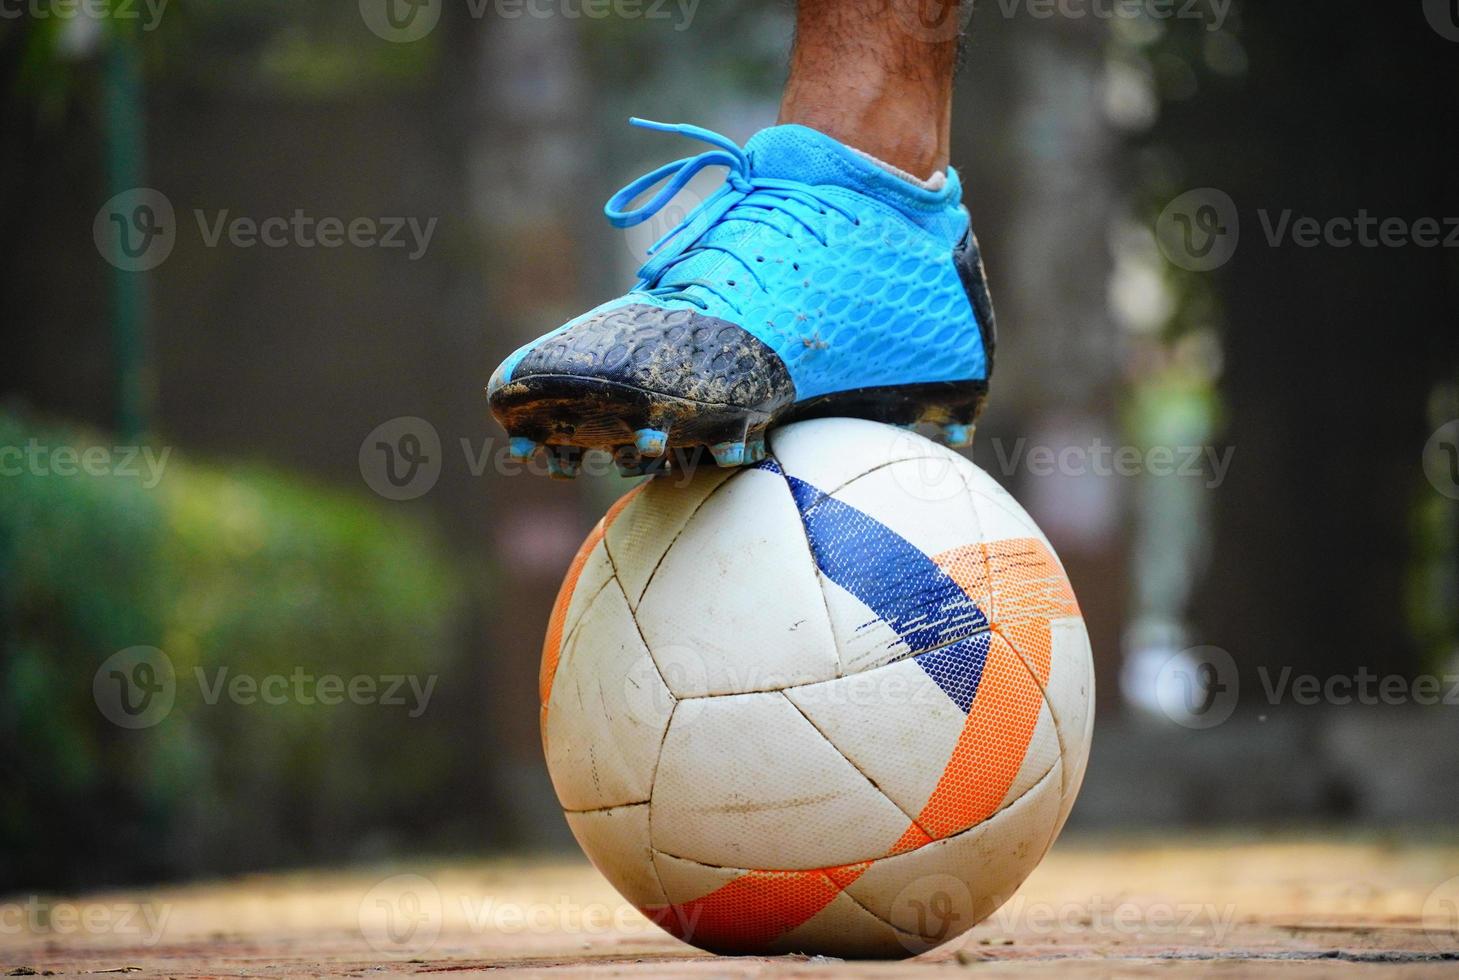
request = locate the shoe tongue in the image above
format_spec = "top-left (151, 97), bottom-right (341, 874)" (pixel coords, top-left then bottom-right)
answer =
top-left (744, 124), bottom-right (879, 189)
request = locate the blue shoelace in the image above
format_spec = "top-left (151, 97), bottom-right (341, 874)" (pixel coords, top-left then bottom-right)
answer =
top-left (604, 118), bottom-right (859, 313)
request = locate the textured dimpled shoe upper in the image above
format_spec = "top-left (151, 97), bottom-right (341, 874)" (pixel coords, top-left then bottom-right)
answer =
top-left (488, 119), bottom-right (995, 476)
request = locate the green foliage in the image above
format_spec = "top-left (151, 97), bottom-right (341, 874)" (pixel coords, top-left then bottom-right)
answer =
top-left (7, 0), bottom-right (435, 126)
top-left (581, 0), bottom-right (791, 122)
top-left (1408, 381), bottom-right (1459, 674)
top-left (0, 411), bottom-right (461, 888)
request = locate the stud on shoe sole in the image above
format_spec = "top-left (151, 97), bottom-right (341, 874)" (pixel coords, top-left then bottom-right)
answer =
top-left (633, 428), bottom-right (669, 457)
top-left (507, 436), bottom-right (541, 461)
top-left (490, 374), bottom-right (990, 475)
top-left (709, 441), bottom-right (746, 467)
top-left (545, 445), bottom-right (582, 479)
top-left (939, 423), bottom-right (975, 448)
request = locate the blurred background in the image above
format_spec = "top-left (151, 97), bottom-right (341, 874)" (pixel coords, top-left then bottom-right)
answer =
top-left (2, 0), bottom-right (1457, 893)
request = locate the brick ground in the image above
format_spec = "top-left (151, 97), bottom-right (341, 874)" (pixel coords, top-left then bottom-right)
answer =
top-left (5, 835), bottom-right (1459, 978)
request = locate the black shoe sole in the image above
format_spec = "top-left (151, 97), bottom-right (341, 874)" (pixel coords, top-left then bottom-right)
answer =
top-left (489, 374), bottom-right (990, 478)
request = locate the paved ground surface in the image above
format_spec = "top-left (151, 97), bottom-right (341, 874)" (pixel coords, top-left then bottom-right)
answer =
top-left (6, 834), bottom-right (1459, 978)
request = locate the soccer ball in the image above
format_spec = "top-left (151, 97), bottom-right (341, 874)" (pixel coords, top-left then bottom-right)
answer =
top-left (539, 418), bottom-right (1093, 958)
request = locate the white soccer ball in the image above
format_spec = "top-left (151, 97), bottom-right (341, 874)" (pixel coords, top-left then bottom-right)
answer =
top-left (539, 418), bottom-right (1094, 958)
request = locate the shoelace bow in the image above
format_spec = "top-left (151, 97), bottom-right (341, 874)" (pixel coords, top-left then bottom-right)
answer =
top-left (604, 118), bottom-right (859, 312)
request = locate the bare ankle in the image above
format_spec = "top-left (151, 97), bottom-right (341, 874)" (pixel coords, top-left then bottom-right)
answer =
top-left (777, 0), bottom-right (959, 180)
top-left (778, 92), bottom-right (949, 179)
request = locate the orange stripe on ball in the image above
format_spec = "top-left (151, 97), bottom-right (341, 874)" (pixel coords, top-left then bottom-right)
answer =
top-left (913, 630), bottom-right (1046, 839)
top-left (647, 861), bottom-right (869, 953)
top-left (539, 484), bottom-right (644, 709)
top-left (886, 538), bottom-right (1080, 843)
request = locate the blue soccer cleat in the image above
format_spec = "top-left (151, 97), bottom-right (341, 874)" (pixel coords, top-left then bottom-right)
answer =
top-left (488, 118), bottom-right (997, 477)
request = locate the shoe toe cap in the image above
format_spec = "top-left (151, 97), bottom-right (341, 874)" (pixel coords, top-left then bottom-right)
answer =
top-left (509, 303), bottom-right (793, 411)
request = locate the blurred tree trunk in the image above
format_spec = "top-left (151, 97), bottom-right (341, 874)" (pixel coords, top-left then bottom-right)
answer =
top-left (461, 11), bottom-right (597, 847)
top-left (1177, 4), bottom-right (1459, 677)
top-left (960, 12), bottom-right (1129, 714)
